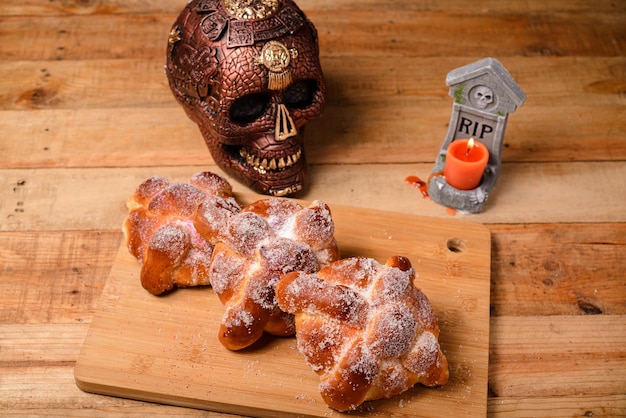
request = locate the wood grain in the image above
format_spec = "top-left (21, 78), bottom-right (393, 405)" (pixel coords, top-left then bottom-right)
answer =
top-left (488, 395), bottom-right (626, 417)
top-left (1, 104), bottom-right (625, 168)
top-left (1, 163), bottom-right (625, 234)
top-left (1, 56), bottom-right (623, 171)
top-left (489, 315), bottom-right (626, 397)
top-left (74, 206), bottom-right (491, 417)
top-left (490, 224), bottom-right (626, 316)
top-left (0, 230), bottom-right (121, 323)
top-left (2, 0), bottom-right (625, 415)
top-left (2, 57), bottom-right (625, 110)
top-left (2, 7), bottom-right (625, 60)
top-left (2, 0), bottom-right (625, 16)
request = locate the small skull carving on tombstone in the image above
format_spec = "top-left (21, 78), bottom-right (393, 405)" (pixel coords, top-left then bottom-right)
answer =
top-left (165, 0), bottom-right (326, 196)
top-left (472, 85), bottom-right (494, 109)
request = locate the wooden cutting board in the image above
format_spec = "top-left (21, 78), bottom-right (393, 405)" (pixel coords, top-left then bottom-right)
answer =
top-left (74, 203), bottom-right (491, 417)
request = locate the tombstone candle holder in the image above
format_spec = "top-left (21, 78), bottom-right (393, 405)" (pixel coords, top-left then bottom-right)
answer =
top-left (428, 58), bottom-right (525, 213)
top-left (165, 0), bottom-right (326, 197)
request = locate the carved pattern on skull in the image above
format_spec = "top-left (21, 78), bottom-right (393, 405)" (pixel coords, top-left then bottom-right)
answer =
top-left (165, 0), bottom-right (326, 197)
top-left (471, 85), bottom-right (495, 109)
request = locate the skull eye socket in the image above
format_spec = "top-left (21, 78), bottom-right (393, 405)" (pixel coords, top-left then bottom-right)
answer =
top-left (229, 93), bottom-right (270, 125)
top-left (283, 79), bottom-right (318, 109)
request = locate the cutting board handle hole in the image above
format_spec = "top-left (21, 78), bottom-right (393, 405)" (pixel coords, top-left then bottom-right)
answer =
top-left (446, 238), bottom-right (466, 253)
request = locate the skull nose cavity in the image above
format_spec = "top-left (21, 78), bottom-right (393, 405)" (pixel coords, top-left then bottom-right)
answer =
top-left (239, 147), bottom-right (302, 174)
top-left (275, 103), bottom-right (297, 141)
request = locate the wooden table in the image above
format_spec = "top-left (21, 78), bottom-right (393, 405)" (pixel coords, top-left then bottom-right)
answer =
top-left (1, 1), bottom-right (624, 416)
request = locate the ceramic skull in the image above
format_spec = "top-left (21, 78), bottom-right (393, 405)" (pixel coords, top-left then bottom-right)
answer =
top-left (165, 0), bottom-right (326, 196)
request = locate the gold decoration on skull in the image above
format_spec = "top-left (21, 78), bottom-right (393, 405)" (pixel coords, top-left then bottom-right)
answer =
top-left (222, 0), bottom-right (279, 20)
top-left (168, 27), bottom-right (181, 45)
top-left (275, 103), bottom-right (297, 141)
top-left (255, 41), bottom-right (299, 91)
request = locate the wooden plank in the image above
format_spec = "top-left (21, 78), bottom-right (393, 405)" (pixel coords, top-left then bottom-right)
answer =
top-left (3, 392), bottom-right (625, 418)
top-left (2, 103), bottom-right (624, 169)
top-left (0, 14), bottom-right (175, 61)
top-left (75, 206), bottom-right (491, 417)
top-left (0, 366), bottom-right (122, 409)
top-left (0, 60), bottom-right (172, 111)
top-left (3, 311), bottom-right (624, 416)
top-left (489, 315), bottom-right (626, 398)
top-left (0, 259), bottom-right (228, 418)
top-left (1, 10), bottom-right (624, 61)
top-left (488, 394), bottom-right (626, 417)
top-left (316, 162), bottom-right (625, 224)
top-left (1, 57), bottom-right (624, 111)
top-left (2, 405), bottom-right (236, 418)
top-left (287, 0), bottom-right (626, 13)
top-left (0, 323), bottom-right (237, 416)
top-left (490, 224), bottom-right (626, 316)
top-left (0, 106), bottom-right (204, 168)
top-left (1, 163), bottom-right (624, 232)
top-left (0, 0), bottom-right (181, 16)
top-left (2, 223), bottom-right (624, 324)
top-left (0, 107), bottom-right (210, 169)
top-left (0, 324), bottom-right (113, 410)
top-left (0, 323), bottom-right (88, 364)
top-left (316, 11), bottom-right (626, 58)
top-left (2, 0), bottom-right (625, 17)
top-left (0, 231), bottom-right (121, 324)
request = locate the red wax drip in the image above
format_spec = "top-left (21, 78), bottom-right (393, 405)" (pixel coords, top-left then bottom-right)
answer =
top-left (405, 175), bottom-right (430, 199)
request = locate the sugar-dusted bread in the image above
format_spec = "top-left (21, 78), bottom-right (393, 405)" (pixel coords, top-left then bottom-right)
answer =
top-left (204, 198), bottom-right (340, 350)
top-left (123, 171), bottom-right (240, 295)
top-left (275, 256), bottom-right (449, 411)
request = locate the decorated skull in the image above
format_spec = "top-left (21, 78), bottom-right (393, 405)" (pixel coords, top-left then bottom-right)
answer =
top-left (165, 0), bottom-right (326, 196)
top-left (472, 85), bottom-right (494, 109)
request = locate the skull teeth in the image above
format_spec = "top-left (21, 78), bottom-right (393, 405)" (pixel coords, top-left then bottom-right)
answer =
top-left (239, 148), bottom-right (302, 173)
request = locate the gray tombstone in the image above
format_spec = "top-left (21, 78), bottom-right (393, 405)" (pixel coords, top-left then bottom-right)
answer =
top-left (428, 58), bottom-right (525, 213)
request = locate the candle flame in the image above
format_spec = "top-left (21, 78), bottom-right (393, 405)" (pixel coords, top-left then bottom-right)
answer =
top-left (466, 137), bottom-right (475, 155)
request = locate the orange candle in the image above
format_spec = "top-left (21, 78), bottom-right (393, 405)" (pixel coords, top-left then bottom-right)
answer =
top-left (444, 138), bottom-right (489, 190)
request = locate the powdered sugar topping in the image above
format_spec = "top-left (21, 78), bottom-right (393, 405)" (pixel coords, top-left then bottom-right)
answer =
top-left (275, 256), bottom-right (447, 410)
top-left (209, 197), bottom-right (340, 350)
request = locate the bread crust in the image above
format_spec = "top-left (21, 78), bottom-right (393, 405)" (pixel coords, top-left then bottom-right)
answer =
top-left (276, 256), bottom-right (449, 411)
top-left (122, 172), bottom-right (240, 295)
top-left (204, 198), bottom-right (340, 350)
